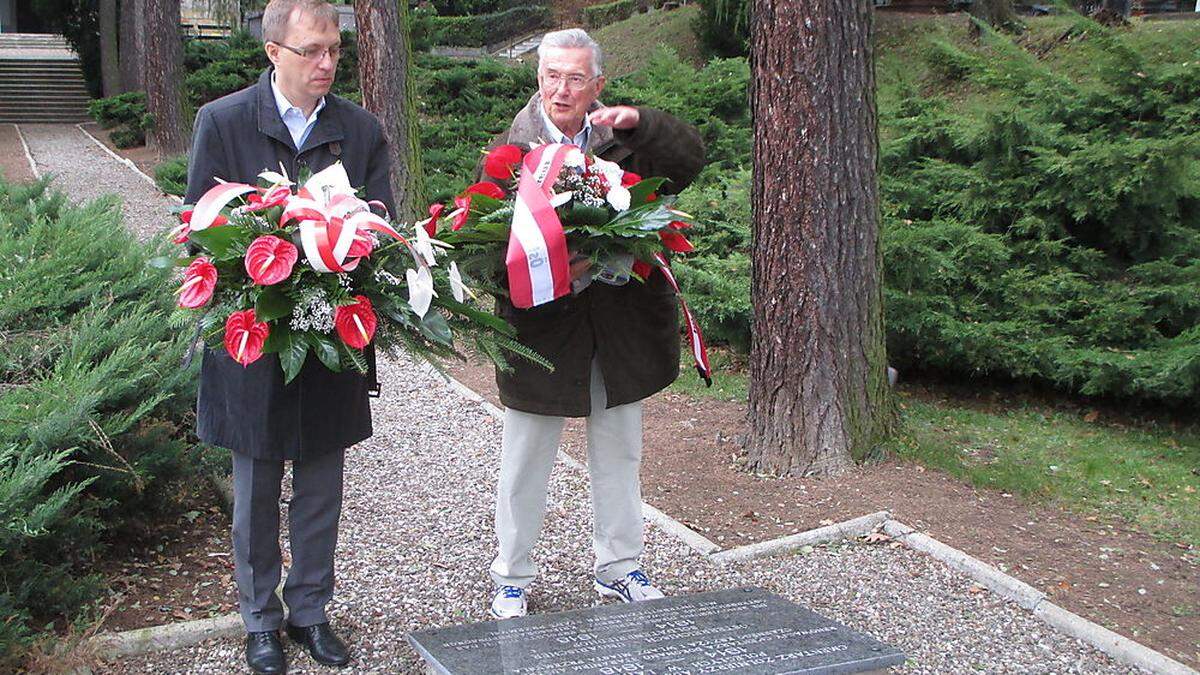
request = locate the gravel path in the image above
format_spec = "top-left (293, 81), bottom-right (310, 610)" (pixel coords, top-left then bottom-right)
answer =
top-left (19, 123), bottom-right (177, 243)
top-left (101, 354), bottom-right (1133, 674)
top-left (27, 127), bottom-right (1134, 673)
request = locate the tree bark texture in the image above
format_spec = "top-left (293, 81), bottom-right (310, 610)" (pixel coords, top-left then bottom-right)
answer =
top-left (354, 0), bottom-right (425, 220)
top-left (100, 0), bottom-right (121, 96)
top-left (746, 0), bottom-right (895, 476)
top-left (143, 0), bottom-right (188, 156)
top-left (119, 0), bottom-right (145, 93)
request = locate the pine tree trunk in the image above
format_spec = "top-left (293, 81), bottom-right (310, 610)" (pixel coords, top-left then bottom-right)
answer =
top-left (143, 0), bottom-right (187, 157)
top-left (354, 0), bottom-right (425, 220)
top-left (745, 0), bottom-right (895, 477)
top-left (100, 0), bottom-right (121, 96)
top-left (119, 0), bottom-right (145, 93)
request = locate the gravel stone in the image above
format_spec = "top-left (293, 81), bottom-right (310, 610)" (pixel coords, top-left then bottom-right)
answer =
top-left (21, 124), bottom-right (177, 244)
top-left (29, 128), bottom-right (1136, 674)
top-left (100, 354), bottom-right (1136, 674)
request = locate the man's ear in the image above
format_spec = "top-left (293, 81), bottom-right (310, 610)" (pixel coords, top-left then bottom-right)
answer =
top-left (264, 42), bottom-right (281, 67)
top-left (594, 75), bottom-right (606, 97)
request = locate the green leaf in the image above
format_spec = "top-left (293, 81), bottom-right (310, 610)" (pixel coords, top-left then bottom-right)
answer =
top-left (255, 287), bottom-right (295, 322)
top-left (265, 325), bottom-right (308, 384)
top-left (628, 177), bottom-right (667, 206)
top-left (418, 311), bottom-right (453, 345)
top-left (561, 204), bottom-right (611, 227)
top-left (188, 225), bottom-right (247, 258)
top-left (305, 332), bottom-right (341, 371)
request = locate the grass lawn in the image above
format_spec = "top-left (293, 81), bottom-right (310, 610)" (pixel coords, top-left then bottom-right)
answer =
top-left (670, 355), bottom-right (1200, 549)
top-left (590, 5), bottom-right (706, 77)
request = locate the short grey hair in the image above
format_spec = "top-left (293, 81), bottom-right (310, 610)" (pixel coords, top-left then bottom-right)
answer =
top-left (537, 28), bottom-right (604, 77)
top-left (262, 0), bottom-right (339, 44)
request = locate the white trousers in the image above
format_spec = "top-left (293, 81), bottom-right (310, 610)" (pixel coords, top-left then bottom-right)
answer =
top-left (490, 359), bottom-right (645, 588)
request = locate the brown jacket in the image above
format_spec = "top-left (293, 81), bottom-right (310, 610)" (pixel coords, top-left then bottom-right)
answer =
top-left (483, 94), bottom-right (705, 416)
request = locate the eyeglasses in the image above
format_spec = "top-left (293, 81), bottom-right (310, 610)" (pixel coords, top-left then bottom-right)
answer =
top-left (541, 71), bottom-right (598, 92)
top-left (272, 42), bottom-right (341, 62)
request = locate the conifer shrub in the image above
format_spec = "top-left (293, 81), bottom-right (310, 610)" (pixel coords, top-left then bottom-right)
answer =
top-left (0, 178), bottom-right (199, 666)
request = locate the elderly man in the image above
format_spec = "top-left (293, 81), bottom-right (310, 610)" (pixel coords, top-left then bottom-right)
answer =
top-left (184, 0), bottom-right (394, 671)
top-left (484, 28), bottom-right (705, 619)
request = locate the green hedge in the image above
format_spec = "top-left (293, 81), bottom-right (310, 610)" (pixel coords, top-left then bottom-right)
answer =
top-left (430, 0), bottom-right (549, 16)
top-left (0, 178), bottom-right (201, 666)
top-left (430, 5), bottom-right (553, 47)
top-left (582, 0), bottom-right (637, 30)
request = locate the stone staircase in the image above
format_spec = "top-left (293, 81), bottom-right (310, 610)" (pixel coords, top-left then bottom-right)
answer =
top-left (0, 34), bottom-right (91, 124)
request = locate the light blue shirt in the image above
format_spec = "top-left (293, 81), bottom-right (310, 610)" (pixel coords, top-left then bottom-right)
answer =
top-left (540, 102), bottom-right (592, 151)
top-left (271, 72), bottom-right (325, 150)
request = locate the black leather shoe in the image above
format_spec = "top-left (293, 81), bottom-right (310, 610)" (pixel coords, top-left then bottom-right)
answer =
top-left (286, 621), bottom-right (350, 667)
top-left (245, 631), bottom-right (286, 674)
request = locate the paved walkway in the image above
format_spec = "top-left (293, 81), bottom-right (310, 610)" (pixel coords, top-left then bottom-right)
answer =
top-left (25, 125), bottom-right (1136, 673)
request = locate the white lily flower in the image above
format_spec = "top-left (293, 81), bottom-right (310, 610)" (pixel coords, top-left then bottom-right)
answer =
top-left (303, 162), bottom-right (355, 207)
top-left (606, 185), bottom-right (631, 211)
top-left (413, 222), bottom-right (438, 267)
top-left (449, 261), bottom-right (469, 303)
top-left (549, 191), bottom-right (574, 208)
top-left (406, 267), bottom-right (436, 318)
top-left (258, 167), bottom-right (293, 187)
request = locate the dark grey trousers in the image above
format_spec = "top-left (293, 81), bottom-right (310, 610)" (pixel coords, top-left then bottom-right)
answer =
top-left (231, 449), bottom-right (345, 632)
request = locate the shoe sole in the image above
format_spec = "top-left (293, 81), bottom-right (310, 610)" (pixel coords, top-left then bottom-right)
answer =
top-left (489, 607), bottom-right (527, 619)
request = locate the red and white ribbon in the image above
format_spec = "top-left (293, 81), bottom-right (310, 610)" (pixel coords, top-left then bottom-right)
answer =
top-left (191, 182), bottom-right (257, 231)
top-left (281, 193), bottom-right (412, 273)
top-left (654, 252), bottom-right (712, 386)
top-left (506, 143), bottom-right (573, 309)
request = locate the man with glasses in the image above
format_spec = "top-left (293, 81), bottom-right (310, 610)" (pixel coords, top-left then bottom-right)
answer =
top-left (481, 28), bottom-right (706, 620)
top-left (184, 0), bottom-right (394, 672)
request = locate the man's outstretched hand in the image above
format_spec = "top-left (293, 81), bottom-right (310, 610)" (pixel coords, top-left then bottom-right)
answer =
top-left (588, 106), bottom-right (640, 130)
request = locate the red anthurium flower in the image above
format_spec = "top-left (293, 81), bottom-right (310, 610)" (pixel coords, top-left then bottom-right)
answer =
top-left (464, 181), bottom-right (506, 200)
top-left (659, 229), bottom-right (695, 253)
top-left (334, 295), bottom-right (377, 349)
top-left (173, 209), bottom-right (228, 244)
top-left (177, 257), bottom-right (218, 308)
top-left (346, 231), bottom-right (376, 259)
top-left (244, 235), bottom-right (298, 285)
top-left (224, 309), bottom-right (270, 367)
top-left (669, 220), bottom-right (693, 230)
top-left (423, 203), bottom-right (445, 237)
top-left (451, 194), bottom-right (472, 231)
top-left (483, 144), bottom-right (523, 180)
top-left (620, 171), bottom-right (642, 187)
top-left (632, 259), bottom-right (654, 280)
top-left (245, 185), bottom-right (291, 212)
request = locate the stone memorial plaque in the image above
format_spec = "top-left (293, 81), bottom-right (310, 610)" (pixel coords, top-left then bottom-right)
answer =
top-left (408, 587), bottom-right (905, 674)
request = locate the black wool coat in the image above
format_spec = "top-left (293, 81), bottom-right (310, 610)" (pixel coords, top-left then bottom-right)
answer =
top-left (483, 95), bottom-right (706, 417)
top-left (184, 68), bottom-right (395, 461)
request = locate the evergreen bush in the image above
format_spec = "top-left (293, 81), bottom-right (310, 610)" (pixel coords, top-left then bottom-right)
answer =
top-left (582, 0), bottom-right (637, 30)
top-left (0, 178), bottom-right (200, 666)
top-left (429, 6), bottom-right (553, 47)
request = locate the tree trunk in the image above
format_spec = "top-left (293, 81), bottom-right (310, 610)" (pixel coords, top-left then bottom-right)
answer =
top-left (143, 0), bottom-right (188, 156)
top-left (99, 0), bottom-right (121, 97)
top-left (354, 0), bottom-right (425, 220)
top-left (745, 0), bottom-right (895, 476)
top-left (118, 0), bottom-right (145, 93)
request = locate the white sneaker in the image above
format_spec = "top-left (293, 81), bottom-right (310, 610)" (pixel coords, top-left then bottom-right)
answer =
top-left (594, 570), bottom-right (665, 603)
top-left (490, 585), bottom-right (527, 619)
